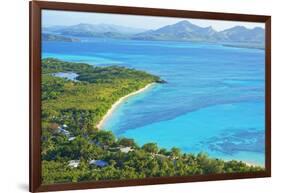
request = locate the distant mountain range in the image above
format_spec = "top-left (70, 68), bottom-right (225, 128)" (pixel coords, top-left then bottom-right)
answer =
top-left (43, 23), bottom-right (146, 39)
top-left (133, 20), bottom-right (221, 42)
top-left (43, 20), bottom-right (265, 45)
top-left (133, 21), bottom-right (264, 44)
top-left (220, 25), bottom-right (264, 43)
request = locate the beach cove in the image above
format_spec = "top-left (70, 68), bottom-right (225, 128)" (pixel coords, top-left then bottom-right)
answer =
top-left (96, 83), bottom-right (156, 130)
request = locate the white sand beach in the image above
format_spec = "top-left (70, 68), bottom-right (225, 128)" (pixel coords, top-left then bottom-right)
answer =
top-left (244, 161), bottom-right (262, 167)
top-left (96, 83), bottom-right (155, 130)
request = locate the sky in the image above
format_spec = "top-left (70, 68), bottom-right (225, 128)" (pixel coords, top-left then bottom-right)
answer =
top-left (42, 10), bottom-right (265, 31)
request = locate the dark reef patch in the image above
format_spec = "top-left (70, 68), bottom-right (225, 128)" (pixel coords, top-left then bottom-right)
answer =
top-left (200, 129), bottom-right (264, 155)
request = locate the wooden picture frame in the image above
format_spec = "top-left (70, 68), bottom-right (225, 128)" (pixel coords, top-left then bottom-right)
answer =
top-left (30, 1), bottom-right (271, 192)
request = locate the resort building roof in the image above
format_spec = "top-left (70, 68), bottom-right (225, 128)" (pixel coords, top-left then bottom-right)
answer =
top-left (89, 159), bottom-right (108, 167)
top-left (120, 147), bottom-right (133, 153)
top-left (68, 160), bottom-right (80, 168)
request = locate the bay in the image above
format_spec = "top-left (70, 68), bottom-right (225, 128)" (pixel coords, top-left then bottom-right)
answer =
top-left (42, 38), bottom-right (265, 166)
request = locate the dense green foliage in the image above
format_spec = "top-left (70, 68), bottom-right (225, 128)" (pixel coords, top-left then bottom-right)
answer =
top-left (42, 58), bottom-right (160, 135)
top-left (41, 58), bottom-right (264, 185)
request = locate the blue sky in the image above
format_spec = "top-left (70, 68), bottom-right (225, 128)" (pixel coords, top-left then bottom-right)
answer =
top-left (42, 10), bottom-right (264, 31)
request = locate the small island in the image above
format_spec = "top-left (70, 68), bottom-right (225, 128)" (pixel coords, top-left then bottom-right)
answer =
top-left (42, 33), bottom-right (80, 42)
top-left (41, 58), bottom-right (264, 184)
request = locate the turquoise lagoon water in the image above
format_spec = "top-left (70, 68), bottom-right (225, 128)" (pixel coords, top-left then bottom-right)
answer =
top-left (53, 72), bottom-right (79, 81)
top-left (42, 38), bottom-right (265, 166)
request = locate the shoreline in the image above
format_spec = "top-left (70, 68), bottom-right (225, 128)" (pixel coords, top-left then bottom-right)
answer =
top-left (96, 82), bottom-right (156, 130)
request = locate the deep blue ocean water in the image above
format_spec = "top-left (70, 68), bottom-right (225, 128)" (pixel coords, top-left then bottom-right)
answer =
top-left (42, 38), bottom-right (265, 166)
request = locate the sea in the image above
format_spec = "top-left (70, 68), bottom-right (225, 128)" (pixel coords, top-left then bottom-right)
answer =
top-left (42, 38), bottom-right (265, 166)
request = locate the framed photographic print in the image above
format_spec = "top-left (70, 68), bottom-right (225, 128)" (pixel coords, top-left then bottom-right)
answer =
top-left (30, 1), bottom-right (271, 192)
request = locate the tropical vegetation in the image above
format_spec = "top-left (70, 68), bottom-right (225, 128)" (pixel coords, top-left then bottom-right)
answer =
top-left (41, 58), bottom-right (264, 184)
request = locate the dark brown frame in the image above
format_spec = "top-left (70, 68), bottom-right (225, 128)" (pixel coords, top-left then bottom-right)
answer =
top-left (30, 1), bottom-right (271, 192)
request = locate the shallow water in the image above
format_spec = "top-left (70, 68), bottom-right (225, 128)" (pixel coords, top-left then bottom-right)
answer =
top-left (53, 72), bottom-right (78, 81)
top-left (42, 38), bottom-right (265, 166)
